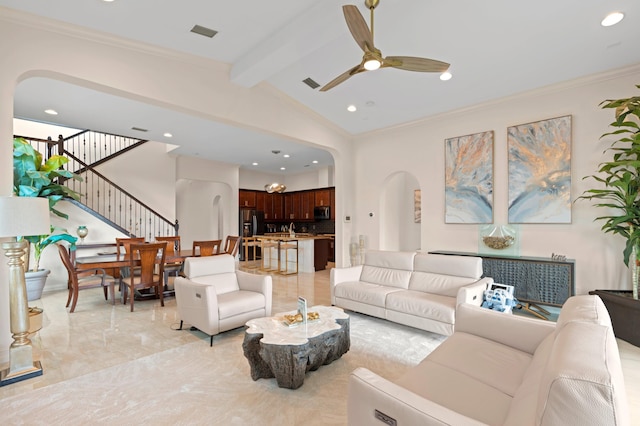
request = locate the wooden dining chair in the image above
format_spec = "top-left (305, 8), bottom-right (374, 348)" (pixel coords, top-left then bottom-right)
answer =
top-left (223, 235), bottom-right (241, 257)
top-left (192, 240), bottom-right (222, 257)
top-left (57, 244), bottom-right (117, 313)
top-left (121, 242), bottom-right (166, 312)
top-left (156, 235), bottom-right (182, 287)
top-left (115, 237), bottom-right (145, 260)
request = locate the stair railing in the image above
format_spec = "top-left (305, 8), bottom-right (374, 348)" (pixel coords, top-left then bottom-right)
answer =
top-left (15, 132), bottom-right (178, 239)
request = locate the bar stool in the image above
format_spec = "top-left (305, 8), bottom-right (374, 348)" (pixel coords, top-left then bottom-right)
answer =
top-left (260, 239), bottom-right (278, 272)
top-left (279, 239), bottom-right (298, 275)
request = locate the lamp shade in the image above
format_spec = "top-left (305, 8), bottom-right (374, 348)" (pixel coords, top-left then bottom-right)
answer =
top-left (0, 197), bottom-right (51, 238)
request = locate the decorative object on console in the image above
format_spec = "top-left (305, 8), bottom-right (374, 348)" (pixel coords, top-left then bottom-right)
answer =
top-left (0, 196), bottom-right (50, 386)
top-left (445, 131), bottom-right (493, 224)
top-left (508, 115), bottom-right (572, 224)
top-left (76, 225), bottom-right (88, 243)
top-left (478, 224), bottom-right (519, 256)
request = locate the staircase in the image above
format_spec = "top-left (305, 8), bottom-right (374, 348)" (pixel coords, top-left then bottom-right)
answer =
top-left (16, 130), bottom-right (178, 240)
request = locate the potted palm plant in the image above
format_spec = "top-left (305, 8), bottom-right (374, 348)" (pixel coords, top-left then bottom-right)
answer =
top-left (579, 84), bottom-right (640, 346)
top-left (13, 137), bottom-right (82, 300)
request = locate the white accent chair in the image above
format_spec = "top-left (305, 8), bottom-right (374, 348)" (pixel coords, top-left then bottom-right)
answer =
top-left (174, 254), bottom-right (272, 346)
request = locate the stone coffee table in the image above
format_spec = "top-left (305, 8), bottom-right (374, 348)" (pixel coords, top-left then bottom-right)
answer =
top-left (242, 305), bottom-right (350, 389)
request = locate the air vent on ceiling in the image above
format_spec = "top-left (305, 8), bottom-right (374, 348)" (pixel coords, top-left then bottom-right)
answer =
top-left (131, 126), bottom-right (148, 132)
top-left (191, 25), bottom-right (218, 38)
top-left (302, 77), bottom-right (320, 89)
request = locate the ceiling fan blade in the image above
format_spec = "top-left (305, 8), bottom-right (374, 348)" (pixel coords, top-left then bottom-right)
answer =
top-left (384, 56), bottom-right (450, 72)
top-left (343, 5), bottom-right (374, 52)
top-left (320, 64), bottom-right (363, 92)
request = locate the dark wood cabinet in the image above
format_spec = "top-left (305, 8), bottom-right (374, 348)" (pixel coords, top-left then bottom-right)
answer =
top-left (242, 187), bottom-right (333, 222)
top-left (330, 188), bottom-right (335, 220)
top-left (301, 191), bottom-right (314, 220)
top-left (315, 189), bottom-right (331, 207)
top-left (239, 190), bottom-right (256, 208)
top-left (256, 191), bottom-right (266, 213)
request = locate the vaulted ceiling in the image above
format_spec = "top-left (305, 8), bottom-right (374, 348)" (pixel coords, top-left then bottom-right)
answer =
top-left (2, 0), bottom-right (639, 175)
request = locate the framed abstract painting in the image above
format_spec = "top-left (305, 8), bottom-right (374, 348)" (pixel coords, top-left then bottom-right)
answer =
top-left (445, 131), bottom-right (494, 224)
top-left (508, 115), bottom-right (572, 223)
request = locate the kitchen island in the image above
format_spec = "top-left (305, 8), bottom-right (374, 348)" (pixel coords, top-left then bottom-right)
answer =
top-left (257, 234), bottom-right (332, 274)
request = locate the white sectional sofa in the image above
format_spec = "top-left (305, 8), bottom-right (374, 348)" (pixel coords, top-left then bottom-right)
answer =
top-left (347, 295), bottom-right (629, 425)
top-left (330, 250), bottom-right (493, 336)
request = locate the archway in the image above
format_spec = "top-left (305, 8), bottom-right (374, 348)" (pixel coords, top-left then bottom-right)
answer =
top-left (379, 172), bottom-right (421, 251)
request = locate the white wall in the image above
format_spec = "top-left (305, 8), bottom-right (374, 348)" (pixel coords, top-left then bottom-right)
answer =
top-left (239, 167), bottom-right (335, 192)
top-left (353, 66), bottom-right (640, 296)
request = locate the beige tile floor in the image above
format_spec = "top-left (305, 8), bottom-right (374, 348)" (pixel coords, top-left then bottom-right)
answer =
top-left (0, 261), bottom-right (638, 424)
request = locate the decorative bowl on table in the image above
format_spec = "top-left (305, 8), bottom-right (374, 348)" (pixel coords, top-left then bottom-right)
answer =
top-left (283, 311), bottom-right (320, 326)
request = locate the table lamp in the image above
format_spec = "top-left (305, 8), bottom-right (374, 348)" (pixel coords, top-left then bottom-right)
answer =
top-left (0, 196), bottom-right (50, 386)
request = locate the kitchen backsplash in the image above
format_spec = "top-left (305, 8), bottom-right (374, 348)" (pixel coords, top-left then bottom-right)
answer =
top-left (264, 220), bottom-right (335, 235)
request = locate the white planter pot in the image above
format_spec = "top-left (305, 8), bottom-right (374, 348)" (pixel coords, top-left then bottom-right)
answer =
top-left (25, 269), bottom-right (51, 301)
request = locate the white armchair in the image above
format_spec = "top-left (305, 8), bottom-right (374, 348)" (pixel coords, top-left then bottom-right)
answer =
top-left (174, 254), bottom-right (272, 346)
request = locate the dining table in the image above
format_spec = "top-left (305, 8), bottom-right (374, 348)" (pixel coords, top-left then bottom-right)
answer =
top-left (74, 249), bottom-right (198, 301)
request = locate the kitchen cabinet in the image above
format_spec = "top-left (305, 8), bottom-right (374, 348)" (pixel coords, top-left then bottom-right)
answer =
top-left (256, 191), bottom-right (266, 212)
top-left (261, 192), bottom-right (284, 220)
top-left (239, 190), bottom-right (256, 208)
top-left (330, 188), bottom-right (336, 220)
top-left (245, 187), bottom-right (334, 222)
top-left (285, 192), bottom-right (301, 220)
top-left (300, 191), bottom-right (314, 220)
top-left (315, 189), bottom-right (331, 207)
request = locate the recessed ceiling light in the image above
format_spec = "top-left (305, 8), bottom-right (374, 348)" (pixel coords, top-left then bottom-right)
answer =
top-left (252, 162), bottom-right (258, 166)
top-left (440, 71), bottom-right (452, 81)
top-left (347, 105), bottom-right (357, 112)
top-left (312, 160), bottom-right (318, 164)
top-left (102, 0), bottom-right (115, 2)
top-left (280, 167), bottom-right (286, 170)
top-left (44, 109), bottom-right (58, 115)
top-left (163, 133), bottom-right (173, 138)
top-left (601, 12), bottom-right (624, 27)
top-left (283, 154), bottom-right (290, 158)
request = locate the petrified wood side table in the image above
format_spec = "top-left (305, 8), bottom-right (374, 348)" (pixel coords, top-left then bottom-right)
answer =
top-left (242, 305), bottom-right (350, 389)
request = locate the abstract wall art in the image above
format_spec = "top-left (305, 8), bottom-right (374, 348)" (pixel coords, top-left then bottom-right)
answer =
top-left (445, 131), bottom-right (494, 223)
top-left (508, 115), bottom-right (571, 223)
top-left (414, 189), bottom-right (421, 223)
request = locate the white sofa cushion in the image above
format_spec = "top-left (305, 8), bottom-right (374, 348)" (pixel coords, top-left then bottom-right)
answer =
top-left (397, 357), bottom-right (513, 425)
top-left (555, 294), bottom-right (613, 330)
top-left (184, 255), bottom-right (239, 294)
top-left (184, 254), bottom-right (236, 277)
top-left (386, 291), bottom-right (456, 324)
top-left (334, 281), bottom-right (403, 308)
top-left (536, 321), bottom-right (628, 425)
top-left (191, 273), bottom-right (239, 295)
top-left (217, 290), bottom-right (266, 320)
top-left (359, 251), bottom-right (415, 289)
top-left (409, 254), bottom-right (483, 296)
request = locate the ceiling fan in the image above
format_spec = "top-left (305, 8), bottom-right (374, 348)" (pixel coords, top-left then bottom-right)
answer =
top-left (320, 0), bottom-right (450, 92)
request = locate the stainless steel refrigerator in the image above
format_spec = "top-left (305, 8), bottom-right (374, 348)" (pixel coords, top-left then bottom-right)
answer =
top-left (239, 209), bottom-right (264, 260)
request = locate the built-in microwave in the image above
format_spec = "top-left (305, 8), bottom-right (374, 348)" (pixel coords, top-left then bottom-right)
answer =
top-left (314, 206), bottom-right (330, 220)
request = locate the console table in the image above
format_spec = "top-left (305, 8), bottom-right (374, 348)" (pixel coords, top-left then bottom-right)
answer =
top-left (430, 251), bottom-right (575, 318)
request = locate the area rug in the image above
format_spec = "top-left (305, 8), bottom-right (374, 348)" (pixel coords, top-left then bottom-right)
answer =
top-left (0, 312), bottom-right (445, 425)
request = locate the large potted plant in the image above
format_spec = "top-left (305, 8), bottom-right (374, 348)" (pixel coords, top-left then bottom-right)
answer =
top-left (13, 137), bottom-right (81, 300)
top-left (579, 84), bottom-right (640, 346)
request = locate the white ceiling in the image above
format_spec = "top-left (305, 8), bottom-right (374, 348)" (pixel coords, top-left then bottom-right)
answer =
top-left (3, 0), bottom-right (640, 175)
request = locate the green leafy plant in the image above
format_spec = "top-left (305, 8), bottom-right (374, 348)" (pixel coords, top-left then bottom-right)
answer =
top-left (579, 84), bottom-right (640, 299)
top-left (13, 137), bottom-right (81, 219)
top-left (13, 137), bottom-right (83, 271)
top-left (26, 226), bottom-right (78, 272)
